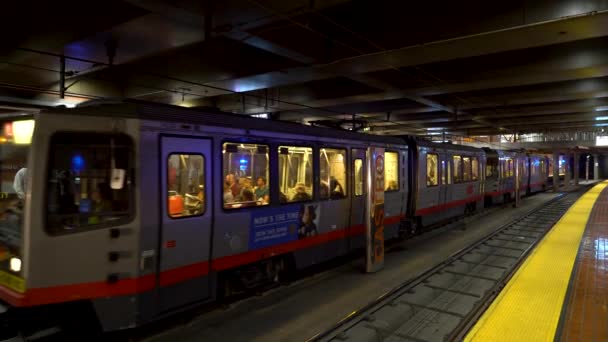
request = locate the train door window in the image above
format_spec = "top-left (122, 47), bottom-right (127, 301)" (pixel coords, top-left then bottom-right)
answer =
top-left (471, 157), bottom-right (479, 181)
top-left (426, 154), bottom-right (438, 186)
top-left (354, 158), bottom-right (364, 196)
top-left (320, 148), bottom-right (347, 200)
top-left (453, 156), bottom-right (462, 183)
top-left (447, 159), bottom-right (452, 184)
top-left (45, 133), bottom-right (133, 234)
top-left (167, 154), bottom-right (205, 218)
top-left (279, 146), bottom-right (313, 203)
top-left (462, 157), bottom-right (472, 182)
top-left (540, 160), bottom-right (546, 175)
top-left (507, 159), bottom-right (514, 177)
top-left (223, 142), bottom-right (270, 209)
top-left (385, 151), bottom-right (399, 191)
top-left (486, 158), bottom-right (497, 178)
top-left (441, 160), bottom-right (446, 185)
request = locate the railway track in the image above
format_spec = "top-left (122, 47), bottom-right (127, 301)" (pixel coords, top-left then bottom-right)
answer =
top-left (309, 187), bottom-right (588, 342)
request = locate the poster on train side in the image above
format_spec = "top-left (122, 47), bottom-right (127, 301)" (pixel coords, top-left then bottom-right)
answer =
top-left (249, 205), bottom-right (320, 250)
top-left (366, 147), bottom-right (385, 273)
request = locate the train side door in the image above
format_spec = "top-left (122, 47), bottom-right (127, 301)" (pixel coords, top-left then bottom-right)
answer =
top-left (350, 148), bottom-right (366, 250)
top-left (159, 136), bottom-right (213, 311)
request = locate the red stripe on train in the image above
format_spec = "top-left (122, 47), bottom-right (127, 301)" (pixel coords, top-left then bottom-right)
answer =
top-left (415, 195), bottom-right (483, 216)
top-left (0, 215), bottom-right (403, 307)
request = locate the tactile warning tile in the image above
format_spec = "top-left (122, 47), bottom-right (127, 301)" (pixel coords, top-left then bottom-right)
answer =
top-left (560, 185), bottom-right (608, 341)
top-left (465, 181), bottom-right (608, 342)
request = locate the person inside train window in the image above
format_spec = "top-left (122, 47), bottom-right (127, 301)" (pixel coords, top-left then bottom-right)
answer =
top-left (240, 188), bottom-right (255, 204)
top-left (13, 167), bottom-right (27, 200)
top-left (319, 148), bottom-right (347, 200)
top-left (254, 177), bottom-right (269, 204)
top-left (88, 183), bottom-right (113, 225)
top-left (385, 152), bottom-right (399, 191)
top-left (329, 177), bottom-right (345, 199)
top-left (386, 180), bottom-right (398, 191)
top-left (280, 192), bottom-right (288, 203)
top-left (223, 182), bottom-right (234, 204)
top-left (226, 173), bottom-right (241, 198)
top-left (292, 183), bottom-right (312, 202)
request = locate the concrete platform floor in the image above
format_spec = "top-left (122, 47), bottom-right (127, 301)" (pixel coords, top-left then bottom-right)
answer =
top-left (143, 191), bottom-right (566, 342)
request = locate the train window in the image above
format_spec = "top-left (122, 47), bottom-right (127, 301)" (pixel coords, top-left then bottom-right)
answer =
top-left (167, 154), bottom-right (205, 218)
top-left (385, 151), bottom-right (399, 191)
top-left (453, 156), bottom-right (462, 183)
top-left (320, 148), bottom-right (347, 200)
top-left (441, 158), bottom-right (452, 185)
top-left (540, 160), bottom-right (546, 175)
top-left (46, 133), bottom-right (133, 234)
top-left (486, 158), bottom-right (498, 178)
top-left (426, 154), bottom-right (438, 186)
top-left (223, 142), bottom-right (270, 209)
top-left (279, 146), bottom-right (313, 203)
top-left (462, 157), bottom-right (472, 182)
top-left (471, 157), bottom-right (479, 181)
top-left (447, 159), bottom-right (452, 184)
top-left (354, 159), bottom-right (364, 196)
top-left (507, 159), bottom-right (514, 177)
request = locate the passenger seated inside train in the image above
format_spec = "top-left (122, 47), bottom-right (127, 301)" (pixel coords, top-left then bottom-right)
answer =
top-left (329, 177), bottom-right (345, 199)
top-left (254, 176), bottom-right (270, 204)
top-left (291, 183), bottom-right (312, 202)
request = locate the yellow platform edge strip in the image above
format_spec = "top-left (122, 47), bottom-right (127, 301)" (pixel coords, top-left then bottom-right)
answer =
top-left (465, 181), bottom-right (608, 342)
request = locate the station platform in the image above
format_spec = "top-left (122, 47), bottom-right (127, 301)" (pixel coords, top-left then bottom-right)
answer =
top-left (143, 191), bottom-right (566, 342)
top-left (465, 180), bottom-right (608, 342)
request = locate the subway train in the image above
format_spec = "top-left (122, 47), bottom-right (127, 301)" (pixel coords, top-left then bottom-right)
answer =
top-left (0, 101), bottom-right (549, 338)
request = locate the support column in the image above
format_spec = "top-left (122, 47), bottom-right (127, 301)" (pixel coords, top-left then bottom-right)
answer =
top-left (574, 152), bottom-right (580, 186)
top-left (594, 154), bottom-right (600, 180)
top-left (553, 152), bottom-right (560, 192)
top-left (564, 153), bottom-right (571, 190)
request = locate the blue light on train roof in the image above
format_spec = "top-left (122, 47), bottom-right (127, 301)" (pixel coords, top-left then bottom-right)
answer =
top-left (72, 154), bottom-right (85, 172)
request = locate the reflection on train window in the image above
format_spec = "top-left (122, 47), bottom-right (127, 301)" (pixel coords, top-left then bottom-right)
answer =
top-left (453, 156), bottom-right (462, 183)
top-left (354, 158), bottom-right (364, 196)
top-left (168, 154), bottom-right (205, 218)
top-left (385, 151), bottom-right (399, 191)
top-left (46, 133), bottom-right (133, 234)
top-left (441, 160), bottom-right (446, 185)
top-left (471, 157), bottom-right (479, 181)
top-left (462, 157), bottom-right (472, 182)
top-left (223, 142), bottom-right (270, 209)
top-left (279, 146), bottom-right (313, 203)
top-left (320, 148), bottom-right (347, 200)
top-left (486, 158), bottom-right (498, 178)
top-left (426, 154), bottom-right (438, 186)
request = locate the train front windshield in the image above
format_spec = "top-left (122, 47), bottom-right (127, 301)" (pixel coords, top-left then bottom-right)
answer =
top-left (0, 119), bottom-right (34, 277)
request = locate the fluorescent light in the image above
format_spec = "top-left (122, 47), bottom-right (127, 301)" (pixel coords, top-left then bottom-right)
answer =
top-left (251, 113), bottom-right (269, 119)
top-left (10, 257), bottom-right (21, 272)
top-left (594, 123), bottom-right (608, 127)
top-left (595, 116), bottom-right (608, 120)
top-left (13, 120), bottom-right (35, 144)
top-left (595, 106), bottom-right (608, 111)
top-left (426, 127), bottom-right (444, 131)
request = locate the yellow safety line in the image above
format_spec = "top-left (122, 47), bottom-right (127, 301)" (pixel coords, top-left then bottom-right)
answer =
top-left (465, 181), bottom-right (608, 342)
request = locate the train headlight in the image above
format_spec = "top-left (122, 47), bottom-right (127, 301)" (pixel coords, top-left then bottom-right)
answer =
top-left (9, 257), bottom-right (21, 272)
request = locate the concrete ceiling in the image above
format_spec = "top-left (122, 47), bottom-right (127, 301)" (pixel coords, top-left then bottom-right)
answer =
top-left (3, 0), bottom-right (608, 137)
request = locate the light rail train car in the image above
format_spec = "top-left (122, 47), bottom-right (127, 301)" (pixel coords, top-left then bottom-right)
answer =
top-left (0, 102), bottom-right (409, 337)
